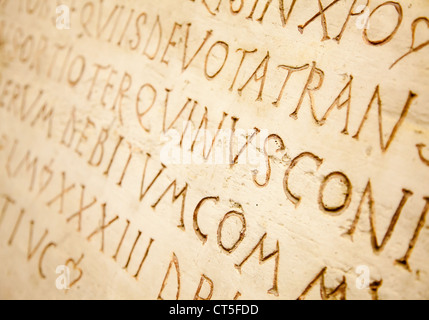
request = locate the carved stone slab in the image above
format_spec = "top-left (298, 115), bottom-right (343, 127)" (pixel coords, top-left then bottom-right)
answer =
top-left (0, 0), bottom-right (428, 299)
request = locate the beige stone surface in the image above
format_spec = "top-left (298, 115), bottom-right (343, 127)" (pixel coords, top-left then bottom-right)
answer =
top-left (0, 0), bottom-right (428, 300)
